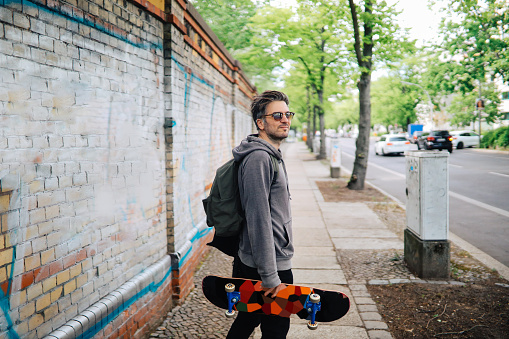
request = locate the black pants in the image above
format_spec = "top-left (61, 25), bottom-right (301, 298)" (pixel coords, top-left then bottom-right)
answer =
top-left (226, 257), bottom-right (293, 339)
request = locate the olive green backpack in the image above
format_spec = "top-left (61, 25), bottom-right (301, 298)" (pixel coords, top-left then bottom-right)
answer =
top-left (203, 154), bottom-right (279, 256)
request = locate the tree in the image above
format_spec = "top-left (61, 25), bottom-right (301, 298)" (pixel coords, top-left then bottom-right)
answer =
top-left (437, 0), bottom-right (509, 88)
top-left (346, 0), bottom-right (414, 189)
top-left (326, 95), bottom-right (359, 129)
top-left (371, 76), bottom-right (420, 130)
top-left (190, 0), bottom-right (259, 53)
top-left (448, 82), bottom-right (501, 126)
top-left (424, 0), bottom-right (508, 125)
top-left (190, 0), bottom-right (277, 87)
top-left (250, 0), bottom-right (348, 159)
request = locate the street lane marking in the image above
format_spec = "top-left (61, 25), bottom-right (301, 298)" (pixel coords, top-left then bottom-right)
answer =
top-left (339, 162), bottom-right (509, 279)
top-left (368, 161), bottom-right (405, 178)
top-left (342, 150), bottom-right (509, 219)
top-left (489, 171), bottom-right (509, 178)
top-left (449, 164), bottom-right (463, 168)
top-left (448, 192), bottom-right (509, 219)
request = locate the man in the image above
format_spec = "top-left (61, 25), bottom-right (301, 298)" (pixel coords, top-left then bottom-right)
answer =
top-left (227, 90), bottom-right (295, 339)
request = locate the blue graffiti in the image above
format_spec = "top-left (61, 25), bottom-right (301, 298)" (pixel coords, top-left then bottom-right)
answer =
top-left (1, 0), bottom-right (163, 51)
top-left (80, 263), bottom-right (173, 339)
top-left (169, 56), bottom-right (218, 269)
top-left (0, 246), bottom-right (20, 339)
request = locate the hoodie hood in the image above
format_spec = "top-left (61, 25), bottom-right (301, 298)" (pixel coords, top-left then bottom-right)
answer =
top-left (232, 134), bottom-right (282, 162)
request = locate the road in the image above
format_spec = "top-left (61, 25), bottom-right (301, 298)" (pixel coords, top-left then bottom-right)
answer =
top-left (337, 137), bottom-right (509, 267)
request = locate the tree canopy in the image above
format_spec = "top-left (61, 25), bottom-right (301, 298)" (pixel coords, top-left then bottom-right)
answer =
top-left (192, 0), bottom-right (509, 188)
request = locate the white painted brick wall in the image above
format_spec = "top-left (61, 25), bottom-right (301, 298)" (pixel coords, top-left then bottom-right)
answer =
top-left (1, 0), bottom-right (255, 337)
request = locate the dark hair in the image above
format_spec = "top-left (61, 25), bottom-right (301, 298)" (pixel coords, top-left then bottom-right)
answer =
top-left (250, 90), bottom-right (289, 129)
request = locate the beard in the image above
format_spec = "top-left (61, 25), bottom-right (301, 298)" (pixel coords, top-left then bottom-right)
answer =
top-left (265, 125), bottom-right (289, 142)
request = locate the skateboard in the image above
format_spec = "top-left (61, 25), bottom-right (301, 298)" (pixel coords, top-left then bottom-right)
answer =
top-left (202, 275), bottom-right (350, 330)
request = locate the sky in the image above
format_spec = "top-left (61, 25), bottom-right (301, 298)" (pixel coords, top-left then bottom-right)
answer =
top-left (271, 0), bottom-right (447, 47)
top-left (385, 0), bottom-right (445, 47)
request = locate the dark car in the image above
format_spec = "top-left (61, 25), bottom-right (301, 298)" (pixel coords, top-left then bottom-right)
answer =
top-left (416, 130), bottom-right (453, 153)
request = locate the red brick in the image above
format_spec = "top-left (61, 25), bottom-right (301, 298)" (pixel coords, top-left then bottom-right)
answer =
top-left (118, 324), bottom-right (127, 337)
top-left (103, 323), bottom-right (113, 337)
top-left (62, 253), bottom-right (76, 269)
top-left (34, 266), bottom-right (50, 282)
top-left (76, 249), bottom-right (87, 262)
top-left (49, 260), bottom-right (63, 275)
top-left (87, 246), bottom-right (96, 257)
top-left (21, 272), bottom-right (34, 289)
top-left (1, 281), bottom-right (9, 295)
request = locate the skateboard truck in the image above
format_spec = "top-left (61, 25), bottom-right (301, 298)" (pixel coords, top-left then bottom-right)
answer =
top-left (306, 293), bottom-right (321, 330)
top-left (225, 283), bottom-right (240, 318)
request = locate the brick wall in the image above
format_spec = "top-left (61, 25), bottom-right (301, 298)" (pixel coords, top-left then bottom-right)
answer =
top-left (164, 0), bottom-right (255, 305)
top-left (0, 0), bottom-right (256, 337)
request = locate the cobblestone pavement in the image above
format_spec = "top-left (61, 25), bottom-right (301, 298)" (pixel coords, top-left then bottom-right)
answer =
top-left (149, 249), bottom-right (250, 339)
top-left (149, 248), bottom-right (413, 339)
top-left (338, 249), bottom-right (414, 282)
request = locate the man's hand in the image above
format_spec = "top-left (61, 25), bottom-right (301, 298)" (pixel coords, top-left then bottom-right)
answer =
top-left (262, 283), bottom-right (286, 298)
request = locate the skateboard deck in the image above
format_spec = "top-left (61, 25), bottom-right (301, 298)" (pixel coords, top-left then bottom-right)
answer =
top-left (202, 275), bottom-right (350, 329)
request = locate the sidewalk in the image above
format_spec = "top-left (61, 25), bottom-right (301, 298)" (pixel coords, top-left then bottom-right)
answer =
top-left (253, 141), bottom-right (397, 338)
top-left (150, 141), bottom-right (506, 338)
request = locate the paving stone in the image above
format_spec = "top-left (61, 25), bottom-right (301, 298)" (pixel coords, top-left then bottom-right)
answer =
top-left (333, 238), bottom-right (404, 250)
top-left (368, 279), bottom-right (390, 285)
top-left (149, 249), bottom-right (244, 339)
top-left (294, 246), bottom-right (336, 257)
top-left (364, 321), bottom-right (389, 330)
top-left (368, 330), bottom-right (394, 339)
top-left (349, 284), bottom-right (368, 291)
top-left (389, 278), bottom-right (411, 284)
top-left (347, 279), bottom-right (368, 285)
top-left (357, 305), bottom-right (379, 312)
top-left (360, 312), bottom-right (382, 321)
top-left (354, 297), bottom-right (376, 305)
top-left (352, 290), bottom-right (371, 297)
top-left (412, 279), bottom-right (429, 284)
top-left (292, 255), bottom-right (341, 269)
top-left (256, 324), bottom-right (370, 339)
top-left (293, 268), bottom-right (347, 285)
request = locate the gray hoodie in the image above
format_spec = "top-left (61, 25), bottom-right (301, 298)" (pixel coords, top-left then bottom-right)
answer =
top-left (232, 134), bottom-right (293, 288)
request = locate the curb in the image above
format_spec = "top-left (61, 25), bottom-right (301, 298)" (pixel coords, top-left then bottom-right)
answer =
top-left (338, 164), bottom-right (509, 282)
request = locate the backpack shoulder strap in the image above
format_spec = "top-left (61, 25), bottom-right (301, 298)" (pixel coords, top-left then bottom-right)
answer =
top-left (269, 154), bottom-right (279, 184)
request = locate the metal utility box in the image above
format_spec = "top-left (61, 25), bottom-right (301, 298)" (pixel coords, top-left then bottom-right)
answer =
top-left (330, 138), bottom-right (341, 178)
top-left (404, 150), bottom-right (450, 279)
top-left (405, 151), bottom-right (449, 240)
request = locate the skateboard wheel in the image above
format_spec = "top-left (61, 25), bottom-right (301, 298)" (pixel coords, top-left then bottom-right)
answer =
top-left (307, 321), bottom-right (318, 330)
top-left (310, 293), bottom-right (320, 303)
top-left (225, 310), bottom-right (236, 318)
top-left (225, 283), bottom-right (235, 293)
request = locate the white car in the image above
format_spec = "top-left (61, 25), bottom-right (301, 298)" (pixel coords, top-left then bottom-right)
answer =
top-left (450, 130), bottom-right (481, 149)
top-left (375, 135), bottom-right (412, 155)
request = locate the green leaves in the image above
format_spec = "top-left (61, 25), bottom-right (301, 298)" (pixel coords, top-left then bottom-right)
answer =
top-left (436, 0), bottom-right (509, 85)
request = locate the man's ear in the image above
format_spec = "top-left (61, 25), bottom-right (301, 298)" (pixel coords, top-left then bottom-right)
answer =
top-left (256, 119), bottom-right (265, 131)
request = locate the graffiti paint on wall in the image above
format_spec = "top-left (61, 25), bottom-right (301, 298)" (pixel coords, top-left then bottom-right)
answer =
top-left (168, 56), bottom-right (253, 267)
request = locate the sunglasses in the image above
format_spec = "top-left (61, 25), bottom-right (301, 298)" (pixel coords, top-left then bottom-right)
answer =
top-left (262, 112), bottom-right (295, 121)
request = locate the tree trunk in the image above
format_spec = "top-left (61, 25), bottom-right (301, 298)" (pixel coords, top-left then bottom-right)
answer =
top-left (316, 89), bottom-right (327, 159)
top-left (306, 86), bottom-right (313, 150)
top-left (313, 105), bottom-right (317, 141)
top-left (348, 72), bottom-right (371, 190)
top-left (317, 113), bottom-right (326, 159)
top-left (348, 0), bottom-right (373, 190)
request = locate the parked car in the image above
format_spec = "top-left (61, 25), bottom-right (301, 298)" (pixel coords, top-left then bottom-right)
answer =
top-left (375, 135), bottom-right (412, 155)
top-left (416, 130), bottom-right (453, 153)
top-left (450, 130), bottom-right (480, 149)
top-left (410, 130), bottom-right (424, 144)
